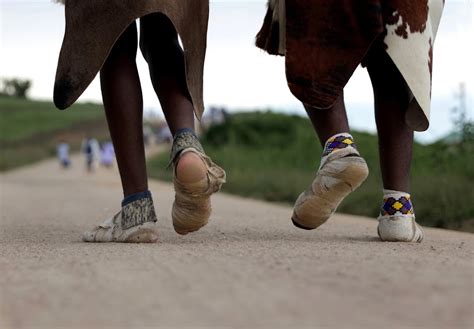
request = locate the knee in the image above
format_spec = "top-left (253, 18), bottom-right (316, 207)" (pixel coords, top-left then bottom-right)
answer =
top-left (140, 35), bottom-right (182, 66)
top-left (139, 14), bottom-right (182, 64)
top-left (367, 49), bottom-right (410, 101)
top-left (107, 23), bottom-right (138, 62)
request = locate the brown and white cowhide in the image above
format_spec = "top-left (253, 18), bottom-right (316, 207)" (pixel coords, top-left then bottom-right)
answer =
top-left (256, 0), bottom-right (445, 131)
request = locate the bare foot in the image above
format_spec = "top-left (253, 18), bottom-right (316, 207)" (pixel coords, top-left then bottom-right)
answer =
top-left (176, 152), bottom-right (207, 183)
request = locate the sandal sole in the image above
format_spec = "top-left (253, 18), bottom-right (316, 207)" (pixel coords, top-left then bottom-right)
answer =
top-left (292, 157), bottom-right (368, 230)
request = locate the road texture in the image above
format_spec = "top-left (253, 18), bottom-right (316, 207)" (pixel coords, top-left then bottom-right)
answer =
top-left (1, 153), bottom-right (473, 328)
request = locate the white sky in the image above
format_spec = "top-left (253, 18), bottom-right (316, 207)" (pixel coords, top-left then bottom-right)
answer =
top-left (1, 0), bottom-right (473, 142)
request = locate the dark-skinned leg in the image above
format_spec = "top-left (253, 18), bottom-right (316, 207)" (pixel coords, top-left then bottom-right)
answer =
top-left (100, 22), bottom-right (148, 197)
top-left (82, 22), bottom-right (158, 243)
top-left (293, 93), bottom-right (368, 230)
top-left (140, 13), bottom-right (195, 134)
top-left (304, 94), bottom-right (350, 147)
top-left (138, 13), bottom-right (226, 236)
top-left (366, 45), bottom-right (423, 242)
top-left (140, 13), bottom-right (206, 184)
top-left (366, 47), bottom-right (413, 193)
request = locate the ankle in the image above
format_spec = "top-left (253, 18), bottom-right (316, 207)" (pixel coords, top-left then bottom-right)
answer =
top-left (120, 190), bottom-right (157, 229)
top-left (322, 133), bottom-right (357, 156)
top-left (170, 129), bottom-right (204, 165)
top-left (319, 133), bottom-right (360, 168)
top-left (122, 190), bottom-right (152, 207)
top-left (379, 189), bottom-right (414, 218)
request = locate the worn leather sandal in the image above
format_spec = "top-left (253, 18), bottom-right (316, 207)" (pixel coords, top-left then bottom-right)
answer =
top-left (292, 147), bottom-right (369, 230)
top-left (82, 194), bottom-right (158, 243)
top-left (377, 215), bottom-right (424, 242)
top-left (170, 130), bottom-right (226, 235)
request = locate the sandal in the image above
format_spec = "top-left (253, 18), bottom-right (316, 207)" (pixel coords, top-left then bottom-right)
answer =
top-left (377, 193), bottom-right (424, 242)
top-left (82, 192), bottom-right (158, 243)
top-left (170, 130), bottom-right (226, 235)
top-left (377, 215), bottom-right (424, 242)
top-left (292, 145), bottom-right (369, 230)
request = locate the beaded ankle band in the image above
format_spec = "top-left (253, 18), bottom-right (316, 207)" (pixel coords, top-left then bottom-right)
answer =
top-left (322, 134), bottom-right (357, 157)
top-left (380, 195), bottom-right (414, 217)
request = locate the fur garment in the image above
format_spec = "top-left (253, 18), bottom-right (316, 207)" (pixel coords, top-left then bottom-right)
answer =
top-left (256, 0), bottom-right (444, 131)
top-left (53, 0), bottom-right (208, 119)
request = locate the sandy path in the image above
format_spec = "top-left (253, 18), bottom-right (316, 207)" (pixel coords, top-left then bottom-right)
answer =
top-left (1, 153), bottom-right (473, 328)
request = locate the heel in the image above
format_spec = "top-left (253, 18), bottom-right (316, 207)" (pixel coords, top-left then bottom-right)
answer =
top-left (378, 216), bottom-right (424, 242)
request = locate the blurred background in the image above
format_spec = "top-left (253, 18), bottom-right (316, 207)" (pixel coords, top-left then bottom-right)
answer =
top-left (1, 0), bottom-right (473, 231)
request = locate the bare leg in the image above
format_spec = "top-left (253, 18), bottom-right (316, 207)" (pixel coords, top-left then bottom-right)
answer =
top-left (139, 13), bottom-right (226, 235)
top-left (305, 94), bottom-right (350, 147)
top-left (366, 46), bottom-right (413, 193)
top-left (293, 94), bottom-right (368, 230)
top-left (367, 46), bottom-right (424, 242)
top-left (140, 13), bottom-right (205, 183)
top-left (100, 22), bottom-right (148, 197)
top-left (140, 13), bottom-right (195, 135)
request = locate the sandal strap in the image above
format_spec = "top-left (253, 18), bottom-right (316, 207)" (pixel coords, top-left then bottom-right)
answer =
top-left (169, 129), bottom-right (205, 167)
top-left (121, 196), bottom-right (157, 230)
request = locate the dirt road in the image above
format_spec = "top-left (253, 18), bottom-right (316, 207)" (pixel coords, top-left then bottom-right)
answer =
top-left (1, 154), bottom-right (473, 328)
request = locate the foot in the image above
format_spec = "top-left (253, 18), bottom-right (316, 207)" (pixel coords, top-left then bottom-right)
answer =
top-left (292, 133), bottom-right (369, 230)
top-left (82, 191), bottom-right (158, 243)
top-left (176, 151), bottom-right (207, 183)
top-left (378, 216), bottom-right (424, 242)
top-left (377, 191), bottom-right (423, 242)
top-left (170, 130), bottom-right (226, 235)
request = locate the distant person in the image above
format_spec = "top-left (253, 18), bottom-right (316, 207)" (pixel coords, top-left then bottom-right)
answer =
top-left (100, 141), bottom-right (115, 168)
top-left (81, 138), bottom-right (95, 172)
top-left (90, 138), bottom-right (101, 170)
top-left (53, 1), bottom-right (225, 242)
top-left (56, 141), bottom-right (71, 169)
top-left (256, 1), bottom-right (444, 242)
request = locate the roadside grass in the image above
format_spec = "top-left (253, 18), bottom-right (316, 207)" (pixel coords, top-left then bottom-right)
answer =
top-left (0, 96), bottom-right (109, 171)
top-left (148, 111), bottom-right (474, 232)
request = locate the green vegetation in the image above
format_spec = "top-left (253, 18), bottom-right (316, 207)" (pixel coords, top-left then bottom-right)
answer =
top-left (0, 96), bottom-right (109, 171)
top-left (2, 97), bottom-right (472, 232)
top-left (149, 111), bottom-right (474, 232)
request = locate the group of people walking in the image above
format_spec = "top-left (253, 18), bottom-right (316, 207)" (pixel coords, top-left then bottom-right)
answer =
top-left (56, 138), bottom-right (115, 171)
top-left (52, 0), bottom-right (444, 243)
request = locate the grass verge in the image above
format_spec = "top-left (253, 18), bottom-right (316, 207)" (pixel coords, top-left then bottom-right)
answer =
top-left (0, 96), bottom-right (109, 171)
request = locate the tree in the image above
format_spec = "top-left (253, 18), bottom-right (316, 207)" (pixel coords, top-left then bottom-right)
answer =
top-left (1, 78), bottom-right (32, 99)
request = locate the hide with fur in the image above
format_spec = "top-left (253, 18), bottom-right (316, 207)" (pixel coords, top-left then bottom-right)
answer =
top-left (256, 0), bottom-right (444, 131)
top-left (54, 0), bottom-right (208, 119)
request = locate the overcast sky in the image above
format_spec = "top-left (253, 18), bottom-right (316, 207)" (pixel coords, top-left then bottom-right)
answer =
top-left (1, 0), bottom-right (473, 142)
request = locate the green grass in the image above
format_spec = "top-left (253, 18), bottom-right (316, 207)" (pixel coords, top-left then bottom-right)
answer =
top-left (148, 111), bottom-right (474, 232)
top-left (0, 96), bottom-right (106, 141)
top-left (0, 96), bottom-right (109, 171)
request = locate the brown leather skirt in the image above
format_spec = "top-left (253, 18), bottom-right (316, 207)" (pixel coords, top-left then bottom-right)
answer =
top-left (54, 0), bottom-right (208, 119)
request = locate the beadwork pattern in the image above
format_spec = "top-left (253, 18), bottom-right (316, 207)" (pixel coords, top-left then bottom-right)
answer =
top-left (380, 196), bottom-right (414, 216)
top-left (322, 135), bottom-right (356, 156)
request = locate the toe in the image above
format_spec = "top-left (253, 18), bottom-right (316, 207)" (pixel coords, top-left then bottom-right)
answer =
top-left (82, 231), bottom-right (96, 242)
